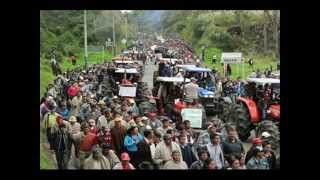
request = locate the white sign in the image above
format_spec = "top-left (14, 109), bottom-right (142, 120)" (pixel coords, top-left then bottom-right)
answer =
top-left (181, 108), bottom-right (202, 128)
top-left (119, 86), bottom-right (137, 97)
top-left (221, 52), bottom-right (243, 64)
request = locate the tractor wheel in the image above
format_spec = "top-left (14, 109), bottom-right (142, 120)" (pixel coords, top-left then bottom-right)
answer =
top-left (221, 102), bottom-right (253, 141)
top-left (256, 120), bottom-right (280, 157)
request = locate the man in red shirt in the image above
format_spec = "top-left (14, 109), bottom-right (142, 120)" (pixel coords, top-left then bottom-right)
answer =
top-left (79, 125), bottom-right (98, 169)
top-left (67, 83), bottom-right (80, 98)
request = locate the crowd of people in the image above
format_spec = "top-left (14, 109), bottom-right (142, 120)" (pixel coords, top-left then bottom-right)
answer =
top-left (40, 35), bottom-right (279, 170)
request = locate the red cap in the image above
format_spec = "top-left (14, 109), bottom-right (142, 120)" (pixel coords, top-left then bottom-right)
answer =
top-left (121, 152), bottom-right (130, 161)
top-left (252, 138), bottom-right (262, 145)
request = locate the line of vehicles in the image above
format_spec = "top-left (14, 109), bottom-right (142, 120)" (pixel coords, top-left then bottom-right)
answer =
top-left (104, 35), bottom-right (280, 156)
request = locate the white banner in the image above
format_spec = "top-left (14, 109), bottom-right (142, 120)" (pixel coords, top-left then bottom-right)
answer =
top-left (119, 86), bottom-right (137, 97)
top-left (181, 108), bottom-right (202, 128)
top-left (221, 52), bottom-right (243, 64)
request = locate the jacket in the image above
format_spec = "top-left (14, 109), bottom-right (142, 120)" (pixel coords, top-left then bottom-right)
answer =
top-left (180, 144), bottom-right (197, 167)
top-left (53, 126), bottom-right (70, 153)
top-left (111, 125), bottom-right (127, 156)
top-left (221, 138), bottom-right (245, 159)
top-left (206, 143), bottom-right (225, 169)
top-left (137, 138), bottom-right (153, 164)
top-left (246, 157), bottom-right (269, 169)
top-left (154, 141), bottom-right (182, 167)
top-left (104, 150), bottom-right (120, 168)
top-left (124, 134), bottom-right (144, 152)
top-left (83, 154), bottom-right (111, 169)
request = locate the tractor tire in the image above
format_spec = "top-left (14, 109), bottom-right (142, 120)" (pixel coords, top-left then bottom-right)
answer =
top-left (256, 120), bottom-right (280, 157)
top-left (221, 102), bottom-right (253, 141)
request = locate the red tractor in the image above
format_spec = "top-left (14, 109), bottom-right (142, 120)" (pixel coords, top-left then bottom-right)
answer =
top-left (221, 78), bottom-right (280, 155)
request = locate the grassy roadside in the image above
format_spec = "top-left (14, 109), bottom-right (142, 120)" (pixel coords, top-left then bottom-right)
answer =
top-left (196, 47), bottom-right (279, 79)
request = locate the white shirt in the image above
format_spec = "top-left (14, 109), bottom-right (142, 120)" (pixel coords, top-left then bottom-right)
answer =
top-left (206, 143), bottom-right (224, 169)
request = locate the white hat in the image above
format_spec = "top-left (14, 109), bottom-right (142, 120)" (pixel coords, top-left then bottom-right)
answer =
top-left (261, 131), bottom-right (271, 138)
top-left (146, 125), bottom-right (152, 130)
top-left (142, 116), bottom-right (148, 120)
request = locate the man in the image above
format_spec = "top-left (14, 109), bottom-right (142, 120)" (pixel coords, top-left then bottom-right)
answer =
top-left (47, 83), bottom-right (58, 99)
top-left (43, 107), bottom-right (60, 151)
top-left (162, 151), bottom-right (188, 169)
top-left (53, 116), bottom-right (70, 169)
top-left (148, 112), bottom-right (162, 130)
top-left (110, 117), bottom-right (127, 157)
top-left (101, 143), bottom-right (120, 169)
top-left (178, 135), bottom-right (197, 168)
top-left (249, 58), bottom-right (254, 70)
top-left (79, 124), bottom-right (98, 169)
top-left (263, 141), bottom-right (277, 169)
top-left (183, 120), bottom-right (195, 139)
top-left (206, 133), bottom-right (225, 169)
top-left (153, 134), bottom-right (182, 169)
top-left (83, 147), bottom-right (111, 169)
top-left (68, 116), bottom-right (81, 158)
top-left (196, 123), bottom-right (217, 149)
top-left (128, 98), bottom-right (139, 115)
top-left (70, 92), bottom-right (82, 118)
top-left (137, 130), bottom-right (154, 167)
top-left (113, 152), bottom-right (135, 170)
top-left (150, 131), bottom-right (162, 160)
top-left (88, 119), bottom-right (99, 135)
top-left (67, 83), bottom-right (80, 98)
top-left (246, 147), bottom-right (270, 169)
top-left (97, 108), bottom-right (112, 130)
top-left (108, 115), bottom-right (128, 129)
top-left (221, 128), bottom-right (245, 161)
top-left (184, 77), bottom-right (199, 100)
top-left (79, 101), bottom-right (91, 122)
top-left (156, 118), bottom-right (172, 137)
top-left (98, 126), bottom-right (112, 147)
top-left (190, 150), bottom-right (210, 169)
top-left (134, 116), bottom-right (147, 135)
top-left (245, 137), bottom-right (263, 164)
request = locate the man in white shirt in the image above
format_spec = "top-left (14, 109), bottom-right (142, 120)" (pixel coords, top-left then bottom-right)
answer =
top-left (184, 77), bottom-right (199, 100)
top-left (206, 133), bottom-right (224, 169)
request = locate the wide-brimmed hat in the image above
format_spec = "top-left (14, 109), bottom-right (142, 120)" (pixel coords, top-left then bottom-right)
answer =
top-left (69, 116), bottom-right (77, 122)
top-left (97, 100), bottom-right (105, 105)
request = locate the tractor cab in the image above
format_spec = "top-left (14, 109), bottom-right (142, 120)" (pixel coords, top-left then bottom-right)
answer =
top-left (153, 76), bottom-right (191, 117)
top-left (181, 67), bottom-right (220, 116)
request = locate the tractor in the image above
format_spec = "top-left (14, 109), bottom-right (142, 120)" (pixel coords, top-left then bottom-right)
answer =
top-left (221, 77), bottom-right (280, 156)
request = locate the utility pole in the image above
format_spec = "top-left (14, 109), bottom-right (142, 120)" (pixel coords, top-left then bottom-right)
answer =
top-left (125, 14), bottom-right (128, 49)
top-left (113, 14), bottom-right (116, 56)
top-left (84, 10), bottom-right (88, 69)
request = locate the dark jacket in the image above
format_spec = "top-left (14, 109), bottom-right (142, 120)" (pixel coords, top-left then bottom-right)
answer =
top-left (53, 126), bottom-right (70, 153)
top-left (266, 151), bottom-right (277, 169)
top-left (245, 145), bottom-right (257, 164)
top-left (137, 139), bottom-right (153, 165)
top-left (180, 144), bottom-right (197, 167)
top-left (221, 138), bottom-right (245, 160)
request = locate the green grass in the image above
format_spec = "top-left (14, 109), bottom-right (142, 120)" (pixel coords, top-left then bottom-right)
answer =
top-left (198, 48), bottom-right (279, 79)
